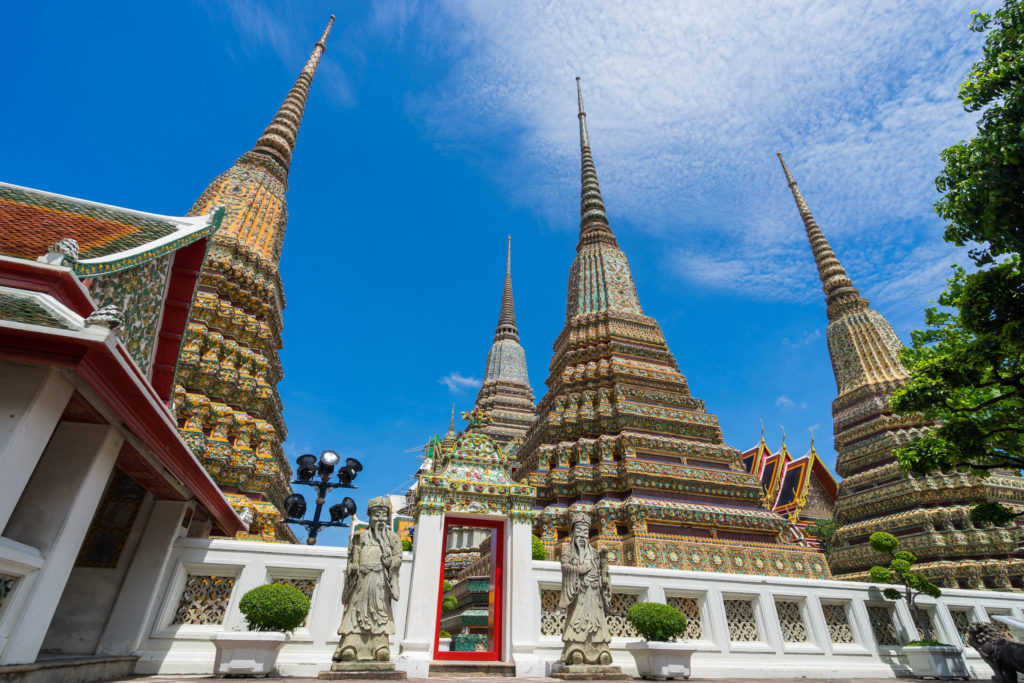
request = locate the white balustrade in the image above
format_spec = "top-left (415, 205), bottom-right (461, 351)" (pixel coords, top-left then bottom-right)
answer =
top-left (133, 536), bottom-right (1024, 678)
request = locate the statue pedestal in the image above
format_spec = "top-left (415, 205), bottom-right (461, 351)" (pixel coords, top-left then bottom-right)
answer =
top-left (318, 661), bottom-right (408, 680)
top-left (550, 664), bottom-right (631, 680)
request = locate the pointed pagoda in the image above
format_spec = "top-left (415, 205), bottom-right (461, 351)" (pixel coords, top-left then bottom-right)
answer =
top-left (472, 237), bottom-right (536, 453)
top-left (513, 80), bottom-right (828, 578)
top-left (441, 404), bottom-right (459, 452)
top-left (172, 17), bottom-right (335, 542)
top-left (779, 153), bottom-right (1024, 590)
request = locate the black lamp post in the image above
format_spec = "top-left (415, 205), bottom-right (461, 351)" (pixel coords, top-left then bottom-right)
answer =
top-left (283, 450), bottom-right (362, 544)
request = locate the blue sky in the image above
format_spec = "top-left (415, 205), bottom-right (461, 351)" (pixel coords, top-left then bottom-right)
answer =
top-left (1, 2), bottom-right (992, 546)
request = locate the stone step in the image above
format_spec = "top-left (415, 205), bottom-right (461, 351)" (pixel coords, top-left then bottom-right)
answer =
top-left (427, 660), bottom-right (517, 677)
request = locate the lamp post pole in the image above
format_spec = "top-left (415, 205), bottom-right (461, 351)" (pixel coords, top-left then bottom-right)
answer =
top-left (283, 450), bottom-right (362, 545)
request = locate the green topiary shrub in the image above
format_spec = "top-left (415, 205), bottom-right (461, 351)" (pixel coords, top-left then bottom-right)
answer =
top-left (402, 538), bottom-right (412, 551)
top-left (439, 629), bottom-right (451, 638)
top-left (442, 595), bottom-right (458, 612)
top-left (443, 580), bottom-right (453, 593)
top-left (868, 532), bottom-right (948, 646)
top-left (626, 602), bottom-right (688, 642)
top-left (531, 534), bottom-right (548, 560)
top-left (238, 583), bottom-right (310, 633)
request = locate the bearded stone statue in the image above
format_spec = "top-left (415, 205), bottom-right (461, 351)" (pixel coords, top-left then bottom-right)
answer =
top-left (334, 496), bottom-right (403, 664)
top-left (560, 511), bottom-right (613, 667)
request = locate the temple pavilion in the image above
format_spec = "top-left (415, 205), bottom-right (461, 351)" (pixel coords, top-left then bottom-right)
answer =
top-left (512, 80), bottom-right (828, 580)
top-left (778, 153), bottom-right (1024, 590)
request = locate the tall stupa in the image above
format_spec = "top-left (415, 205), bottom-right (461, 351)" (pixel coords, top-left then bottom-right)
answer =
top-left (513, 80), bottom-right (827, 579)
top-left (778, 153), bottom-right (1024, 589)
top-left (172, 17), bottom-right (335, 542)
top-left (472, 237), bottom-right (536, 453)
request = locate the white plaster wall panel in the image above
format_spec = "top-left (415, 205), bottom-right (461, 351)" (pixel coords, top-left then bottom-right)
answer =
top-left (97, 500), bottom-right (190, 655)
top-left (0, 423), bottom-right (122, 664)
top-left (41, 491), bottom-right (155, 654)
top-left (0, 363), bottom-right (74, 530)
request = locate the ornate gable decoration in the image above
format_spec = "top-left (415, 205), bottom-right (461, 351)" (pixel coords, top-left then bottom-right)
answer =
top-left (415, 409), bottom-right (535, 521)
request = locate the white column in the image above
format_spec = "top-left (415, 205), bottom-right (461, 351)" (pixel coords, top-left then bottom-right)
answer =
top-left (0, 423), bottom-right (122, 665)
top-left (396, 512), bottom-right (443, 678)
top-left (509, 520), bottom-right (543, 675)
top-left (0, 364), bottom-right (73, 530)
top-left (96, 501), bottom-right (189, 655)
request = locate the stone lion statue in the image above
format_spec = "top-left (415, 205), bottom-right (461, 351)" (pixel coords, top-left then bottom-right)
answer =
top-left (968, 622), bottom-right (1024, 683)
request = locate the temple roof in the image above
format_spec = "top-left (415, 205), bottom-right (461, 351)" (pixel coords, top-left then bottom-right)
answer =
top-left (0, 255), bottom-right (244, 536)
top-left (740, 435), bottom-right (838, 513)
top-left (0, 182), bottom-right (221, 276)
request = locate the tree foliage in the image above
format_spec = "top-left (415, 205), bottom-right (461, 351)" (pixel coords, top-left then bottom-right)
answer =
top-left (891, 2), bottom-right (1024, 484)
top-left (531, 534), bottom-right (548, 561)
top-left (806, 518), bottom-right (837, 559)
top-left (936, 5), bottom-right (1024, 265)
top-left (868, 533), bottom-right (944, 644)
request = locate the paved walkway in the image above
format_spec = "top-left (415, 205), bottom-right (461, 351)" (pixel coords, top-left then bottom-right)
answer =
top-left (108, 678), bottom-right (985, 683)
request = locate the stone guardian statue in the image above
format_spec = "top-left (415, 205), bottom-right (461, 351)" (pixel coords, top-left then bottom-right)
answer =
top-left (559, 511), bottom-right (614, 667)
top-left (334, 496), bottom-right (403, 664)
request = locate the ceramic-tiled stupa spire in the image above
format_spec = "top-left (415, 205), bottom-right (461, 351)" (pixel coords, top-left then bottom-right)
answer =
top-left (441, 405), bottom-right (459, 452)
top-left (512, 81), bottom-right (828, 579)
top-left (171, 17), bottom-right (335, 542)
top-left (473, 237), bottom-right (536, 452)
top-left (779, 153), bottom-right (1024, 589)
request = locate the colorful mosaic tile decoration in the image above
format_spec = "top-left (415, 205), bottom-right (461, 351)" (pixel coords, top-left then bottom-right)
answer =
top-left (414, 408), bottom-right (536, 523)
top-left (171, 17), bottom-right (336, 542)
top-left (778, 154), bottom-right (1024, 590)
top-left (0, 182), bottom-right (212, 267)
top-left (0, 183), bottom-right (220, 377)
top-left (512, 80), bottom-right (827, 580)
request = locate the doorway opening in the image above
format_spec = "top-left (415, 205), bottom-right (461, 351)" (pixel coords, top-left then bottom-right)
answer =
top-left (433, 517), bottom-right (503, 661)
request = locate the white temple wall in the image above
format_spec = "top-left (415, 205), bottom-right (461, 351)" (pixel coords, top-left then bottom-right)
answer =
top-left (97, 500), bottom-right (192, 656)
top-left (133, 536), bottom-right (1024, 678)
top-left (133, 537), bottom-right (413, 676)
top-left (0, 362), bottom-right (74, 529)
top-left (40, 492), bottom-right (156, 654)
top-left (0, 421), bottom-right (122, 664)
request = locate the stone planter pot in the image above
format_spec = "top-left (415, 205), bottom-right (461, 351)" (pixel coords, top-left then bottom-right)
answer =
top-left (902, 645), bottom-right (969, 680)
top-left (211, 631), bottom-right (289, 677)
top-left (625, 640), bottom-right (696, 680)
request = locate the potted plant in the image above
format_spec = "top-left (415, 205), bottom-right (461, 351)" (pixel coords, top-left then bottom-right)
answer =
top-left (211, 582), bottom-right (310, 677)
top-left (623, 602), bottom-right (695, 680)
top-left (868, 532), bottom-right (968, 680)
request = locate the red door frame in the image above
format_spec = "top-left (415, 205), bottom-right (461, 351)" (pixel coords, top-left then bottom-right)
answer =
top-left (433, 516), bottom-right (505, 661)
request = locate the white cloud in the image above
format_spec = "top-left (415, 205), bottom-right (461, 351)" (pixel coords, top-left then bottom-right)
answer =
top-left (222, 2), bottom-right (356, 107)
top-left (776, 395), bottom-right (796, 410)
top-left (395, 0), bottom-right (995, 323)
top-left (439, 371), bottom-right (482, 392)
top-left (782, 329), bottom-right (821, 350)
